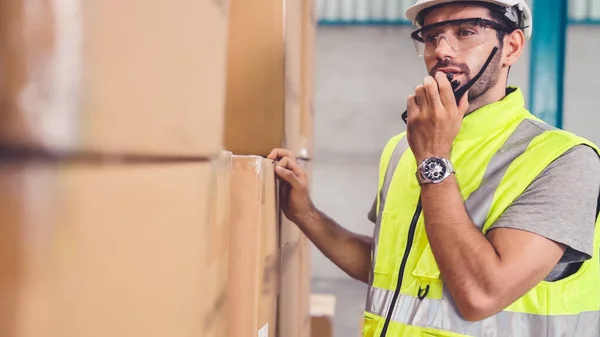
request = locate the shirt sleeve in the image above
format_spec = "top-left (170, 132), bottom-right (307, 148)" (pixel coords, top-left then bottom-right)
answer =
top-left (488, 145), bottom-right (600, 263)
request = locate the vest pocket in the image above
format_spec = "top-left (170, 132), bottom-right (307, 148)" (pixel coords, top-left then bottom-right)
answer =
top-left (411, 243), bottom-right (442, 299)
top-left (374, 212), bottom-right (397, 275)
top-left (362, 312), bottom-right (379, 337)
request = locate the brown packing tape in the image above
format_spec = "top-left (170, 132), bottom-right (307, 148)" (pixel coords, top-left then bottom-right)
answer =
top-left (0, 161), bottom-right (212, 337)
top-left (228, 156), bottom-right (279, 337)
top-left (0, 0), bottom-right (229, 156)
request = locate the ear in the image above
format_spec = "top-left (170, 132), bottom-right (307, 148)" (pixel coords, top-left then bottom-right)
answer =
top-left (503, 29), bottom-right (525, 67)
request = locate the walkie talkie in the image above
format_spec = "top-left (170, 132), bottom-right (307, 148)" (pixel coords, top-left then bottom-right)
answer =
top-left (401, 46), bottom-right (499, 124)
top-left (447, 72), bottom-right (461, 91)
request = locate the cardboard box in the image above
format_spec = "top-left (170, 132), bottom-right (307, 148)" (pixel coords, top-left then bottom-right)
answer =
top-left (299, 0), bottom-right (316, 159)
top-left (310, 294), bottom-right (336, 337)
top-left (228, 156), bottom-right (279, 337)
top-left (0, 0), bottom-right (229, 156)
top-left (297, 158), bottom-right (312, 337)
top-left (283, 0), bottom-right (305, 158)
top-left (0, 161), bottom-right (213, 337)
top-left (278, 216), bottom-right (303, 337)
top-left (224, 0), bottom-right (313, 158)
top-left (205, 151), bottom-right (233, 337)
top-left (300, 234), bottom-right (313, 337)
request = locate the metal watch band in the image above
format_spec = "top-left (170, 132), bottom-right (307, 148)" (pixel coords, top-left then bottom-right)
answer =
top-left (416, 157), bottom-right (454, 185)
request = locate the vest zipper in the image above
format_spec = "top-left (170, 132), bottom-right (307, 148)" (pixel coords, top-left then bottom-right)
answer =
top-left (379, 197), bottom-right (422, 337)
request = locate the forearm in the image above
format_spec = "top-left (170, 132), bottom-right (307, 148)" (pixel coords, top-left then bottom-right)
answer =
top-left (296, 208), bottom-right (372, 283)
top-left (420, 176), bottom-right (503, 318)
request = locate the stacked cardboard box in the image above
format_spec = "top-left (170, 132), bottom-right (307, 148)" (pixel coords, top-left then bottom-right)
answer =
top-left (0, 1), bottom-right (231, 337)
top-left (300, 0), bottom-right (317, 159)
top-left (0, 162), bottom-right (219, 337)
top-left (224, 0), bottom-right (316, 335)
top-left (2, 0), bottom-right (317, 335)
top-left (224, 0), bottom-right (315, 159)
top-left (227, 156), bottom-right (279, 337)
top-left (0, 0), bottom-right (229, 156)
top-left (205, 151), bottom-right (233, 337)
top-left (299, 229), bottom-right (314, 337)
top-left (286, 159), bottom-right (314, 337)
top-left (279, 217), bottom-right (304, 337)
top-left (298, 0), bottom-right (317, 329)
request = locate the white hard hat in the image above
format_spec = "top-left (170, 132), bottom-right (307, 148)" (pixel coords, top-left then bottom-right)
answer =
top-left (405, 0), bottom-right (533, 40)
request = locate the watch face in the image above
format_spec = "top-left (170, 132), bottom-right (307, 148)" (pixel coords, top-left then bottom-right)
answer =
top-left (422, 158), bottom-right (447, 181)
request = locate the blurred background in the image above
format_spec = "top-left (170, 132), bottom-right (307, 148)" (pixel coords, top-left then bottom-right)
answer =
top-left (309, 0), bottom-right (600, 335)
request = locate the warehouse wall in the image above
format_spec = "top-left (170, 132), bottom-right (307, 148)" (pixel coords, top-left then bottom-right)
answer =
top-left (310, 25), bottom-right (600, 280)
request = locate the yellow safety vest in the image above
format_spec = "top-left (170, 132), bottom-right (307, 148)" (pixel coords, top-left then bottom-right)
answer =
top-left (363, 87), bottom-right (600, 337)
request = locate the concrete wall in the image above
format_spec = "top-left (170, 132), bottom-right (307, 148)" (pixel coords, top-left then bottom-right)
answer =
top-left (310, 25), bottom-right (600, 280)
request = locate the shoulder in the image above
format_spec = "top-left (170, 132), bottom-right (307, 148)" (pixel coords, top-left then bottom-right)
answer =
top-left (378, 132), bottom-right (408, 171)
top-left (539, 144), bottom-right (600, 179)
top-left (524, 144), bottom-right (600, 202)
top-left (382, 132), bottom-right (407, 152)
top-left (493, 144), bottom-right (599, 258)
top-left (517, 118), bottom-right (600, 177)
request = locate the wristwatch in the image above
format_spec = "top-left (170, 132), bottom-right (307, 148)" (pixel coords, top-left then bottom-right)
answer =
top-left (416, 156), bottom-right (454, 185)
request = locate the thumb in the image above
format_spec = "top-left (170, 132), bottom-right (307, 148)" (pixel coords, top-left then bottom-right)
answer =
top-left (275, 165), bottom-right (301, 189)
top-left (458, 91), bottom-right (469, 116)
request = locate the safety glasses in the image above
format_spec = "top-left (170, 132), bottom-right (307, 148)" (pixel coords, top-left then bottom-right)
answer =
top-left (410, 18), bottom-right (510, 57)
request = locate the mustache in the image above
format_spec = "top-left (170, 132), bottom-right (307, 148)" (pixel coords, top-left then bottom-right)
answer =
top-left (430, 59), bottom-right (471, 77)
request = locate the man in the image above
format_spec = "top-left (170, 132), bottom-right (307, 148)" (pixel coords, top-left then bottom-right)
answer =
top-left (268, 0), bottom-right (600, 336)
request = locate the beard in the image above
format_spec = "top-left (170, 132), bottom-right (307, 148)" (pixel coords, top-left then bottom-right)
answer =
top-left (429, 47), bottom-right (503, 102)
top-left (466, 48), bottom-right (503, 102)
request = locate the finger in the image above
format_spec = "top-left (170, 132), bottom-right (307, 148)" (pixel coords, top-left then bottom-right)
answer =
top-left (435, 71), bottom-right (455, 108)
top-left (406, 94), bottom-right (419, 121)
top-left (277, 157), bottom-right (305, 178)
top-left (274, 165), bottom-right (302, 189)
top-left (457, 90), bottom-right (470, 116)
top-left (267, 148), bottom-right (295, 161)
top-left (415, 84), bottom-right (428, 110)
top-left (423, 76), bottom-right (443, 107)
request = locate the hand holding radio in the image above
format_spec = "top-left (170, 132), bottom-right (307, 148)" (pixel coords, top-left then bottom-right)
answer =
top-left (405, 72), bottom-right (469, 163)
top-left (401, 47), bottom-right (500, 163)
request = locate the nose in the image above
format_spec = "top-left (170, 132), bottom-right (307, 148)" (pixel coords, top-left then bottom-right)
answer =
top-left (432, 36), bottom-right (455, 59)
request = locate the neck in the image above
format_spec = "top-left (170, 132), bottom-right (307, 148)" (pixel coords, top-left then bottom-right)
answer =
top-left (465, 85), bottom-right (507, 115)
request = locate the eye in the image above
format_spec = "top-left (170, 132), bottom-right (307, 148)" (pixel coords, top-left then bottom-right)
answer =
top-left (425, 35), bottom-right (438, 43)
top-left (422, 32), bottom-right (439, 43)
top-left (457, 28), bottom-right (476, 37)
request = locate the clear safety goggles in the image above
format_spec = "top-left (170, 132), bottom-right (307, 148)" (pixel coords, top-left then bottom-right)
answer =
top-left (410, 18), bottom-right (510, 57)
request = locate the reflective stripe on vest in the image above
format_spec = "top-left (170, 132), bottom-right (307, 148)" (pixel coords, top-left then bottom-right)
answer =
top-left (370, 119), bottom-right (546, 290)
top-left (370, 137), bottom-right (410, 275)
top-left (366, 136), bottom-right (409, 314)
top-left (366, 118), bottom-right (600, 336)
top-left (366, 285), bottom-right (600, 337)
top-left (464, 120), bottom-right (552, 229)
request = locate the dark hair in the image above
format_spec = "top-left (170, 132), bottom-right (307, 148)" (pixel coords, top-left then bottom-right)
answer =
top-left (487, 5), bottom-right (518, 45)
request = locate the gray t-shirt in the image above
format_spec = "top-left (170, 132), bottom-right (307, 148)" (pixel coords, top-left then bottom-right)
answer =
top-left (368, 145), bottom-right (600, 281)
